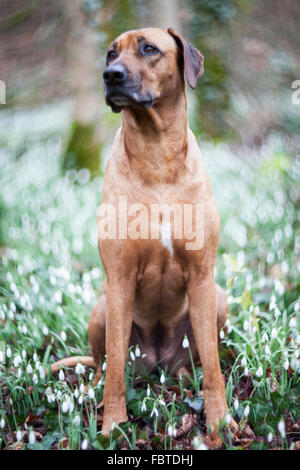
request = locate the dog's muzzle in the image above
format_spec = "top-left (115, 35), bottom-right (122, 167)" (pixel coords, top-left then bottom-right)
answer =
top-left (103, 63), bottom-right (153, 113)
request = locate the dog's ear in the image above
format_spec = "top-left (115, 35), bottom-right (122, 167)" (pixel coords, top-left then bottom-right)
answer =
top-left (167, 27), bottom-right (204, 89)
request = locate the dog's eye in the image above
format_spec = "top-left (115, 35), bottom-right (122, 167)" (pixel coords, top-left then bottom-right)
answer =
top-left (107, 50), bottom-right (117, 62)
top-left (143, 44), bottom-right (158, 55)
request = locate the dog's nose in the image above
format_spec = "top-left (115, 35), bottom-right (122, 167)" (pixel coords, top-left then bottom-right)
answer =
top-left (103, 64), bottom-right (127, 85)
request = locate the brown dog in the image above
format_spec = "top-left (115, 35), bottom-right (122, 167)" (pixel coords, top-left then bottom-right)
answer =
top-left (52, 27), bottom-right (235, 445)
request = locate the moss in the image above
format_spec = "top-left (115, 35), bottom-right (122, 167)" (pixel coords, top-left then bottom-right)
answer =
top-left (62, 121), bottom-right (102, 178)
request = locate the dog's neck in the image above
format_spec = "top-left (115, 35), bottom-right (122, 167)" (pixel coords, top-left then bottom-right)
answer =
top-left (121, 88), bottom-right (188, 185)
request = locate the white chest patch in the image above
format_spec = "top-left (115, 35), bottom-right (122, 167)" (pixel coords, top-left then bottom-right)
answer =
top-left (159, 221), bottom-right (173, 257)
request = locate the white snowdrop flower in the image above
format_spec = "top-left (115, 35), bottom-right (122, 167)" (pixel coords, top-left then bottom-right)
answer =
top-left (22, 350), bottom-right (26, 359)
top-left (0, 351), bottom-right (4, 362)
top-left (8, 310), bottom-right (14, 320)
top-left (228, 325), bottom-right (233, 334)
top-left (7, 272), bottom-right (13, 282)
top-left (295, 302), bottom-right (300, 312)
top-left (265, 345), bottom-right (271, 356)
top-left (241, 357), bottom-right (247, 367)
top-left (262, 332), bottom-right (269, 343)
top-left (62, 399), bottom-right (69, 413)
top-left (59, 370), bottom-right (65, 381)
top-left (243, 320), bottom-right (249, 331)
top-left (274, 308), bottom-right (281, 319)
top-left (289, 317), bottom-right (297, 329)
top-left (54, 291), bottom-right (62, 304)
top-left (16, 430), bottom-right (23, 441)
top-left (89, 372), bottom-right (94, 381)
top-left (29, 430), bottom-right (36, 445)
top-left (244, 367), bottom-right (249, 376)
top-left (256, 365), bottom-right (263, 377)
top-left (79, 383), bottom-right (85, 394)
top-left (142, 353), bottom-right (147, 358)
top-left (42, 326), bottom-right (49, 336)
top-left (277, 420), bottom-right (286, 438)
top-left (57, 306), bottom-right (63, 316)
top-left (13, 355), bottom-right (22, 367)
top-left (160, 371), bottom-right (165, 384)
top-left (159, 399), bottom-right (166, 406)
top-left (275, 281), bottom-right (284, 296)
top-left (49, 275), bottom-right (56, 286)
top-left (81, 439), bottom-right (89, 450)
top-left (0, 310), bottom-right (5, 321)
top-left (0, 417), bottom-right (5, 429)
top-left (147, 386), bottom-right (151, 397)
top-left (22, 325), bottom-right (28, 335)
top-left (283, 350), bottom-right (288, 358)
top-left (88, 388), bottom-right (95, 400)
top-left (27, 364), bottom-right (33, 375)
top-left (73, 415), bottom-right (80, 426)
top-left (6, 347), bottom-right (12, 358)
top-left (182, 335), bottom-right (189, 349)
top-left (135, 346), bottom-right (141, 357)
top-left (17, 368), bottom-right (22, 378)
top-left (141, 402), bottom-right (147, 412)
top-left (151, 407), bottom-right (159, 418)
top-left (283, 359), bottom-right (289, 370)
top-left (69, 401), bottom-right (74, 413)
top-left (234, 398), bottom-right (239, 411)
top-left (219, 329), bottom-right (225, 340)
top-left (130, 351), bottom-right (135, 361)
top-left (78, 395), bottom-right (83, 405)
top-left (244, 405), bottom-right (250, 417)
top-left (33, 352), bottom-right (38, 362)
top-left (225, 414), bottom-right (231, 425)
top-left (172, 427), bottom-right (177, 437)
top-left (193, 436), bottom-right (208, 450)
top-left (74, 388), bottom-right (79, 399)
top-left (39, 366), bottom-right (45, 379)
top-left (67, 283), bottom-right (76, 294)
top-left (167, 425), bottom-right (173, 436)
top-left (271, 328), bottom-right (278, 340)
top-left (75, 363), bottom-right (85, 375)
top-left (267, 432), bottom-right (273, 443)
top-left (33, 374), bottom-right (38, 384)
top-left (102, 361), bottom-right (106, 371)
top-left (60, 331), bottom-right (67, 341)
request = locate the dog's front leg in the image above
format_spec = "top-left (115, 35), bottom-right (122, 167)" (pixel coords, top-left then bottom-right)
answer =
top-left (187, 270), bottom-right (228, 446)
top-left (101, 274), bottom-right (136, 436)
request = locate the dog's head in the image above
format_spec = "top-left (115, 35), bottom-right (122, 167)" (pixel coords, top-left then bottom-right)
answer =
top-left (103, 27), bottom-right (204, 113)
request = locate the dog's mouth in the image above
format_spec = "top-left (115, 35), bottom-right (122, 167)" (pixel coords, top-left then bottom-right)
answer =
top-left (105, 88), bottom-right (153, 113)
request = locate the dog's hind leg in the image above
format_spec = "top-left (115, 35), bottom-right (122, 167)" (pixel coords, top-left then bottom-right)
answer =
top-left (88, 295), bottom-right (106, 383)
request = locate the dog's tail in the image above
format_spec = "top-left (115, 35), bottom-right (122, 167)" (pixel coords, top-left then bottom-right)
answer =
top-left (50, 356), bottom-right (97, 373)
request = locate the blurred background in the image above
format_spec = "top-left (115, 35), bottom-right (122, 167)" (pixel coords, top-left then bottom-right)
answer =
top-left (1, 0), bottom-right (300, 173)
top-left (0, 0), bottom-right (299, 286)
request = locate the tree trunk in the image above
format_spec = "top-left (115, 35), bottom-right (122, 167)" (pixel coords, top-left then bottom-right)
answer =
top-left (62, 0), bottom-right (102, 178)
